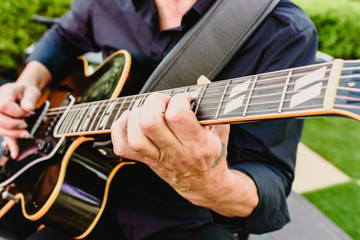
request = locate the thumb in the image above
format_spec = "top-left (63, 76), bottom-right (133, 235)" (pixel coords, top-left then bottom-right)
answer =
top-left (20, 85), bottom-right (41, 112)
top-left (3, 137), bottom-right (19, 159)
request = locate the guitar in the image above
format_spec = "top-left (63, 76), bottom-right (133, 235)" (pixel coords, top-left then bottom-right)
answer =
top-left (0, 49), bottom-right (359, 239)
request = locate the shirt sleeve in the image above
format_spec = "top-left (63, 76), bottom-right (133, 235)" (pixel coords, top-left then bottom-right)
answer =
top-left (212, 1), bottom-right (318, 234)
top-left (26, 0), bottom-right (100, 82)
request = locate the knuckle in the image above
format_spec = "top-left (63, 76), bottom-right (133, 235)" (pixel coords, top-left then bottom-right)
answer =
top-left (128, 139), bottom-right (143, 152)
top-left (113, 145), bottom-right (123, 156)
top-left (164, 110), bottom-right (182, 124)
top-left (194, 148), bottom-right (214, 161)
top-left (139, 116), bottom-right (158, 133)
top-left (0, 103), bottom-right (5, 112)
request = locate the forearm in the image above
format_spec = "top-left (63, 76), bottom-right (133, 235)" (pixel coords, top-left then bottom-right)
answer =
top-left (17, 61), bottom-right (52, 91)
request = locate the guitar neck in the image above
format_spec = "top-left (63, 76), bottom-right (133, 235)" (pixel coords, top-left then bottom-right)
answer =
top-left (54, 59), bottom-right (356, 137)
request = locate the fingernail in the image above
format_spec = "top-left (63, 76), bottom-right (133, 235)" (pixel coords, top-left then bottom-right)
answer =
top-left (19, 123), bottom-right (28, 129)
top-left (20, 131), bottom-right (30, 139)
top-left (22, 101), bottom-right (35, 110)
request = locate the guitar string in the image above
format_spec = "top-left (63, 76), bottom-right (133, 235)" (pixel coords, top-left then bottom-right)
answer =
top-left (45, 63), bottom-right (360, 111)
top-left (49, 100), bottom-right (359, 136)
top-left (47, 93), bottom-right (360, 122)
top-left (47, 67), bottom-right (360, 118)
top-left (44, 79), bottom-right (360, 127)
top-left (44, 66), bottom-right (335, 116)
top-left (44, 66), bottom-right (360, 124)
top-left (44, 74), bottom-right (331, 117)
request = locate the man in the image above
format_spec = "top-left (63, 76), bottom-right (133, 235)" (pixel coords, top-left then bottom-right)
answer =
top-left (0, 0), bottom-right (318, 239)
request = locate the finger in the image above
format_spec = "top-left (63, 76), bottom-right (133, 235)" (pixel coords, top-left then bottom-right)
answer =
top-left (111, 110), bottom-right (132, 157)
top-left (20, 85), bottom-right (41, 112)
top-left (0, 127), bottom-right (30, 139)
top-left (0, 100), bottom-right (29, 119)
top-left (111, 110), bottom-right (148, 161)
top-left (127, 107), bottom-right (160, 160)
top-left (164, 92), bottom-right (205, 144)
top-left (0, 84), bottom-right (31, 118)
top-left (0, 114), bottom-right (28, 130)
top-left (139, 93), bottom-right (179, 150)
top-left (3, 137), bottom-right (19, 159)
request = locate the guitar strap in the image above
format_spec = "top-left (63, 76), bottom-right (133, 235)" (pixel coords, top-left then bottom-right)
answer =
top-left (140, 0), bottom-right (280, 93)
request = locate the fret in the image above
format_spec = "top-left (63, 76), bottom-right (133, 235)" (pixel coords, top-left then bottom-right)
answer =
top-left (131, 95), bottom-right (145, 110)
top-left (215, 80), bottom-right (231, 120)
top-left (139, 94), bottom-right (148, 106)
top-left (88, 101), bottom-right (106, 132)
top-left (84, 102), bottom-right (100, 132)
top-left (121, 96), bottom-right (133, 112)
top-left (218, 101), bottom-right (325, 119)
top-left (244, 72), bottom-right (288, 117)
top-left (172, 87), bottom-right (189, 95)
top-left (278, 70), bottom-right (293, 113)
top-left (78, 103), bottom-right (94, 132)
top-left (243, 76), bottom-right (259, 117)
top-left (57, 107), bottom-right (74, 135)
top-left (94, 100), bottom-right (112, 131)
top-left (70, 105), bottom-right (89, 133)
top-left (126, 96), bottom-right (136, 111)
top-left (221, 78), bottom-right (252, 117)
top-left (113, 97), bottom-right (128, 122)
top-left (104, 98), bottom-right (126, 130)
top-left (99, 100), bottom-right (117, 130)
top-left (194, 84), bottom-right (208, 115)
top-left (189, 85), bottom-right (203, 99)
top-left (62, 105), bottom-right (81, 134)
top-left (284, 65), bottom-right (330, 112)
top-left (165, 89), bottom-right (173, 96)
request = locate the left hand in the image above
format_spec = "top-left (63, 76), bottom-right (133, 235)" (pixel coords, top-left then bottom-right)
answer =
top-left (111, 91), bottom-right (231, 204)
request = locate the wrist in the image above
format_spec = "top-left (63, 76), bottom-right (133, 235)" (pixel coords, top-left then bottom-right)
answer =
top-left (17, 61), bottom-right (52, 91)
top-left (186, 168), bottom-right (259, 218)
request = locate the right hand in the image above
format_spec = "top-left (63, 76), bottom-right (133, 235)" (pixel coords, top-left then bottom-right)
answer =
top-left (0, 82), bottom-right (41, 159)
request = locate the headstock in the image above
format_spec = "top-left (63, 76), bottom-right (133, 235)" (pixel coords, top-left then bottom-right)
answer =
top-left (334, 60), bottom-right (360, 121)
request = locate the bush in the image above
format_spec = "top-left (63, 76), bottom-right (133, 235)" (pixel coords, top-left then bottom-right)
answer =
top-left (293, 0), bottom-right (360, 59)
top-left (0, 0), bottom-right (71, 79)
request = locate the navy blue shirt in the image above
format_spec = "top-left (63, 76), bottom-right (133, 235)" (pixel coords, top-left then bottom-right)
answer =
top-left (27, 0), bottom-right (318, 238)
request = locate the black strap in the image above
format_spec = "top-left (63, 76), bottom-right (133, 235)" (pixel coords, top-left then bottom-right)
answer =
top-left (140, 0), bottom-right (279, 93)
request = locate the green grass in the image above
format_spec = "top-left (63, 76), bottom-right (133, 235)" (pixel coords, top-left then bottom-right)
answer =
top-left (301, 117), bottom-right (360, 179)
top-left (303, 182), bottom-right (360, 239)
top-left (300, 116), bottom-right (360, 239)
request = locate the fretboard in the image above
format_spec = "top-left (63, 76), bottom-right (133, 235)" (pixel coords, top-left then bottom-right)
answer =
top-left (54, 61), bottom-right (341, 137)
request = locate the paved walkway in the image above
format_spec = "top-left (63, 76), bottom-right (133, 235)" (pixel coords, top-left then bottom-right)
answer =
top-left (256, 142), bottom-right (354, 240)
top-left (247, 142), bottom-right (354, 240)
top-left (292, 143), bottom-right (351, 193)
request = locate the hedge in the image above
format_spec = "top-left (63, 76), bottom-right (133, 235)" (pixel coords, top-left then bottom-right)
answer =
top-left (293, 0), bottom-right (360, 59)
top-left (0, 0), bottom-right (71, 79)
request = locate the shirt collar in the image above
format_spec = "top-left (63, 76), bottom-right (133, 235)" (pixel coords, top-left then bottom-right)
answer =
top-left (182, 0), bottom-right (216, 27)
top-left (131, 0), bottom-right (144, 11)
top-left (131, 0), bottom-right (216, 31)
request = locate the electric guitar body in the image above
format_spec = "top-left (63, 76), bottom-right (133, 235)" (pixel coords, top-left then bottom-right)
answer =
top-left (0, 50), bottom-right (134, 238)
